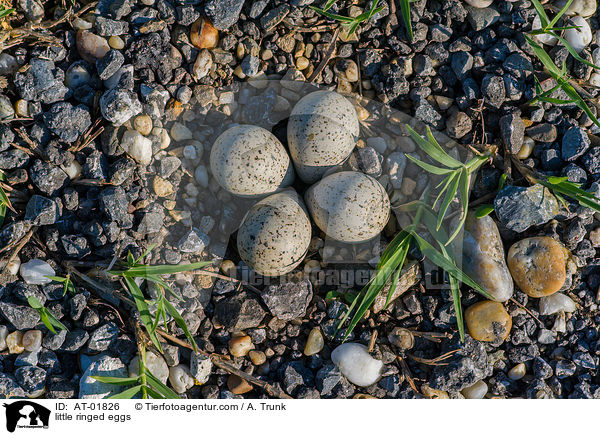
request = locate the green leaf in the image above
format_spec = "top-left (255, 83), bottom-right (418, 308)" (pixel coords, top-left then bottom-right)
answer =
top-left (322, 0), bottom-right (338, 11)
top-left (530, 0), bottom-right (549, 28)
top-left (91, 376), bottom-right (140, 386)
top-left (27, 296), bottom-right (43, 309)
top-left (475, 204), bottom-right (495, 218)
top-left (124, 276), bottom-right (163, 352)
top-left (309, 6), bottom-right (355, 22)
top-left (497, 173), bottom-right (507, 191)
top-left (548, 0), bottom-right (573, 28)
top-left (398, 0), bottom-right (413, 40)
top-left (111, 261), bottom-right (211, 278)
top-left (436, 172), bottom-right (460, 230)
top-left (406, 125), bottom-right (463, 169)
top-left (553, 33), bottom-right (600, 71)
top-left (439, 243), bottom-right (464, 341)
top-left (38, 311), bottom-right (56, 334)
top-left (109, 385), bottom-right (143, 399)
top-left (145, 371), bottom-right (180, 399)
top-left (446, 168), bottom-right (470, 245)
top-left (525, 34), bottom-right (563, 77)
top-left (406, 154), bottom-right (455, 175)
top-left (0, 8), bottom-right (14, 19)
top-left (163, 298), bottom-right (199, 353)
top-left (547, 176), bottom-right (569, 184)
top-left (560, 80), bottom-right (600, 128)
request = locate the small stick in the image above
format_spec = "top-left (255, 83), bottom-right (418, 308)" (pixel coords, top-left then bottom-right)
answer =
top-left (0, 228), bottom-right (34, 259)
top-left (367, 330), bottom-right (378, 352)
top-left (510, 297), bottom-right (545, 327)
top-left (308, 26), bottom-right (341, 83)
top-left (398, 356), bottom-right (418, 393)
top-left (408, 348), bottom-right (460, 366)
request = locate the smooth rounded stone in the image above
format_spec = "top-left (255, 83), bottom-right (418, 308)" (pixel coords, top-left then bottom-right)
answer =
top-left (388, 327), bottom-right (415, 350)
top-left (461, 213), bottom-right (513, 302)
top-left (108, 36), bottom-right (125, 49)
top-left (461, 379), bottom-right (488, 398)
top-left (304, 327), bottom-right (324, 356)
top-left (564, 16), bottom-right (592, 53)
top-left (305, 171), bottom-right (390, 243)
top-left (248, 350), bottom-right (266, 365)
top-left (168, 365), bottom-right (194, 394)
top-left (79, 356), bottom-right (128, 399)
top-left (532, 15), bottom-right (558, 45)
top-left (22, 330), bottom-right (43, 352)
top-left (0, 53), bottom-right (18, 75)
top-left (539, 293), bottom-right (577, 315)
top-left (228, 334), bottom-right (254, 357)
top-left (20, 259), bottom-right (55, 285)
top-left (0, 325), bottom-right (7, 351)
top-left (129, 352), bottom-right (169, 384)
top-left (190, 17), bottom-right (219, 49)
top-left (120, 130), bottom-right (153, 165)
top-left (65, 63), bottom-right (91, 90)
top-left (508, 363), bottom-right (527, 380)
top-left (133, 114), bottom-right (152, 136)
top-left (555, 0), bottom-right (596, 16)
top-left (62, 160), bottom-right (82, 179)
top-left (237, 191), bottom-right (311, 276)
top-left (210, 125), bottom-right (294, 198)
top-left (463, 0), bottom-right (493, 7)
top-left (331, 343), bottom-right (383, 387)
top-left (14, 99), bottom-right (29, 118)
top-left (7, 331), bottom-right (24, 354)
top-left (517, 137), bottom-right (535, 160)
top-left (76, 30), bottom-right (110, 63)
top-left (190, 352), bottom-right (212, 385)
top-left (227, 375), bottom-right (253, 394)
top-left (153, 176), bottom-right (174, 197)
top-left (170, 122), bottom-right (193, 141)
top-left (288, 90), bottom-right (359, 183)
top-left (507, 237), bottom-right (567, 298)
top-left (465, 301), bottom-right (512, 343)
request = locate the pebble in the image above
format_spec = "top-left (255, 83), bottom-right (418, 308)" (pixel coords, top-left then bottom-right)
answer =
top-left (494, 185), bottom-right (560, 233)
top-left (15, 100), bottom-right (29, 118)
top-left (508, 363), bottom-right (527, 380)
top-left (129, 352), bottom-right (169, 384)
top-left (99, 88), bottom-right (142, 126)
top-left (79, 356), bottom-right (128, 399)
top-left (120, 130), bottom-right (153, 165)
top-left (463, 0), bottom-right (493, 7)
top-left (22, 330), bottom-right (43, 352)
top-left (249, 350), bottom-right (266, 365)
top-left (0, 95), bottom-right (14, 120)
top-left (261, 280), bottom-right (313, 321)
top-left (538, 293), bottom-right (577, 315)
top-left (507, 237), bottom-right (567, 298)
top-left (108, 36), bottom-right (125, 49)
top-left (193, 49), bottom-right (213, 80)
top-left (532, 15), bottom-right (558, 46)
top-left (133, 114), bottom-right (152, 136)
top-left (499, 112), bottom-right (524, 154)
top-left (446, 111), bottom-right (472, 139)
top-left (564, 16), bottom-right (592, 53)
top-left (168, 365), bottom-right (194, 394)
top-left (331, 343), bottom-right (383, 387)
top-left (465, 301), bottom-right (512, 343)
top-left (170, 122), bottom-right (193, 141)
top-left (556, 0), bottom-right (597, 16)
top-left (190, 18), bottom-right (219, 49)
top-left (304, 327), bottom-right (324, 356)
top-left (65, 63), bottom-right (90, 89)
top-left (227, 375), bottom-right (252, 394)
top-left (0, 326), bottom-right (7, 351)
top-left (153, 176), bottom-right (174, 197)
top-left (388, 327), bottom-right (415, 350)
top-left (562, 126), bottom-right (590, 162)
top-left (190, 352), bottom-right (212, 385)
top-left (462, 213), bottom-right (514, 302)
top-left (7, 331), bottom-right (24, 354)
top-left (76, 30), bottom-right (110, 63)
top-left (467, 7), bottom-right (500, 31)
top-left (20, 259), bottom-right (55, 285)
top-left (461, 380), bottom-right (488, 399)
top-left (228, 334), bottom-right (254, 357)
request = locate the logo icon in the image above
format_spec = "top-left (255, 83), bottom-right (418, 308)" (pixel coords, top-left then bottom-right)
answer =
top-left (3, 401), bottom-right (50, 433)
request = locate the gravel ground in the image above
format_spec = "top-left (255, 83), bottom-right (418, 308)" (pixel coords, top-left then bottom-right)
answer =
top-left (0, 0), bottom-right (599, 399)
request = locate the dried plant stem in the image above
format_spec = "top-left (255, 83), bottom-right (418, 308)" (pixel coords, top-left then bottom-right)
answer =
top-left (308, 26), bottom-right (341, 83)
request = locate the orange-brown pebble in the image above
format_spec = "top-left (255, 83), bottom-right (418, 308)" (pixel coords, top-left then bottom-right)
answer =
top-left (228, 335), bottom-right (254, 357)
top-left (190, 18), bottom-right (219, 49)
top-left (465, 300), bottom-right (512, 343)
top-left (507, 236), bottom-right (567, 298)
top-left (227, 375), bottom-right (253, 395)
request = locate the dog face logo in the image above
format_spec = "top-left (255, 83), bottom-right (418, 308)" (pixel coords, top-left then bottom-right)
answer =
top-left (3, 401), bottom-right (50, 432)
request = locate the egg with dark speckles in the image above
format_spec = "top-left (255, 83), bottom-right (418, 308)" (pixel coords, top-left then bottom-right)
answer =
top-left (305, 171), bottom-right (390, 243)
top-left (210, 125), bottom-right (294, 197)
top-left (237, 190), bottom-right (311, 276)
top-left (288, 91), bottom-right (359, 183)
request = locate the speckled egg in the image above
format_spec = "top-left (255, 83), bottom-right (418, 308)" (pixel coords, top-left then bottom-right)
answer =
top-left (237, 191), bottom-right (311, 276)
top-left (305, 171), bottom-right (390, 243)
top-left (210, 125), bottom-right (294, 197)
top-left (288, 90), bottom-right (359, 183)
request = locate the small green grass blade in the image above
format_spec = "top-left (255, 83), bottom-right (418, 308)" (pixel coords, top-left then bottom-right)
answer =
top-left (91, 376), bottom-right (140, 386)
top-left (124, 276), bottom-right (163, 352)
top-left (163, 298), bottom-right (199, 353)
top-left (109, 385), bottom-right (144, 399)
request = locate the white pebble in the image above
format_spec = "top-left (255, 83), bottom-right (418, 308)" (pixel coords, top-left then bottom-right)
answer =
top-left (61, 160), bottom-right (82, 179)
top-left (462, 0), bottom-right (493, 7)
top-left (564, 16), bottom-right (592, 53)
top-left (72, 17), bottom-right (93, 30)
top-left (532, 15), bottom-right (558, 46)
top-left (539, 293), bottom-right (577, 315)
top-left (190, 353), bottom-right (212, 385)
top-left (0, 325), bottom-right (8, 351)
top-left (193, 49), bottom-right (213, 80)
top-left (331, 343), bottom-right (383, 387)
top-left (20, 259), bottom-right (55, 285)
top-left (129, 352), bottom-right (169, 384)
top-left (183, 145), bottom-right (197, 160)
top-left (23, 330), bottom-right (43, 352)
top-left (168, 365), bottom-right (194, 394)
top-left (121, 130), bottom-right (153, 165)
top-left (6, 257), bottom-right (20, 275)
top-left (590, 72), bottom-right (600, 88)
top-left (461, 380), bottom-right (488, 399)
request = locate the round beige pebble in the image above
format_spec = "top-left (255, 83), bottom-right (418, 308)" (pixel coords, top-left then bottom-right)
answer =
top-left (303, 327), bottom-right (324, 356)
top-left (465, 300), bottom-right (512, 343)
top-left (229, 334), bottom-right (254, 357)
top-left (23, 330), bottom-right (43, 352)
top-left (153, 176), bottom-right (174, 197)
top-left (249, 350), bottom-right (266, 365)
top-left (108, 36), bottom-right (125, 49)
top-left (134, 114), bottom-right (152, 136)
top-left (6, 331), bottom-right (24, 354)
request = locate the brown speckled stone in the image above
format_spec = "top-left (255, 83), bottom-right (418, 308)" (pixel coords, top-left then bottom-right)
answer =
top-left (507, 236), bottom-right (567, 298)
top-left (465, 300), bottom-right (512, 343)
top-left (305, 171), bottom-right (390, 243)
top-left (237, 191), bottom-right (311, 276)
top-left (288, 90), bottom-right (359, 183)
